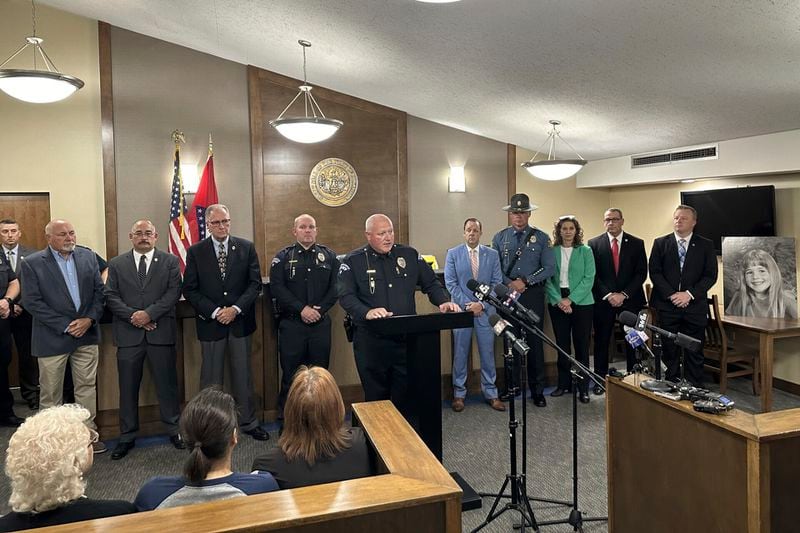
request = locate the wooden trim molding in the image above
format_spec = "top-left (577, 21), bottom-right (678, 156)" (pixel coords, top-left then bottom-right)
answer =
top-left (247, 65), bottom-right (267, 276)
top-left (98, 21), bottom-right (118, 259)
top-left (506, 143), bottom-right (516, 199)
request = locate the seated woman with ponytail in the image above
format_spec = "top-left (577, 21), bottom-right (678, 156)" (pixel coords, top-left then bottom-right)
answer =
top-left (134, 387), bottom-right (278, 511)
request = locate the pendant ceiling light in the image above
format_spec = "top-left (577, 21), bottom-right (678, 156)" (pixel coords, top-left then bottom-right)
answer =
top-left (521, 120), bottom-right (587, 181)
top-left (0, 0), bottom-right (84, 104)
top-left (269, 40), bottom-right (342, 144)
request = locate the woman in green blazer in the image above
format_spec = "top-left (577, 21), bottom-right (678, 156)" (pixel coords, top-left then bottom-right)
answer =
top-left (545, 216), bottom-right (596, 403)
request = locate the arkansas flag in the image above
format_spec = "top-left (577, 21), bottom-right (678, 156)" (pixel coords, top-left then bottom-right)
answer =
top-left (186, 147), bottom-right (219, 243)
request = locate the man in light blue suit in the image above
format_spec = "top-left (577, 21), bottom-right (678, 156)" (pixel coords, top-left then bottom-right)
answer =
top-left (444, 218), bottom-right (505, 412)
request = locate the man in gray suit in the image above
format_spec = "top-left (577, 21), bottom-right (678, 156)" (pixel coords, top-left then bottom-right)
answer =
top-left (105, 220), bottom-right (184, 459)
top-left (20, 219), bottom-right (106, 453)
top-left (0, 219), bottom-right (39, 410)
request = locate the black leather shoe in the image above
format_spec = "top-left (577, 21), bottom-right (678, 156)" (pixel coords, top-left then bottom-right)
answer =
top-left (170, 434), bottom-right (186, 449)
top-left (532, 394), bottom-right (547, 407)
top-left (593, 385), bottom-right (605, 395)
top-left (579, 393), bottom-right (590, 404)
top-left (111, 441), bottom-right (135, 460)
top-left (0, 415), bottom-right (24, 427)
top-left (244, 426), bottom-right (270, 441)
top-left (550, 388), bottom-right (566, 397)
top-left (499, 390), bottom-right (521, 402)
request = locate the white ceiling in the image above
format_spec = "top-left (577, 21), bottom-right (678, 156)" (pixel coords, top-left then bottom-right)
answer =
top-left (39, 0), bottom-right (800, 160)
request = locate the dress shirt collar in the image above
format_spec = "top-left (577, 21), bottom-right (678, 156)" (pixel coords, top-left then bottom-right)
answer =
top-left (607, 231), bottom-right (624, 245)
top-left (674, 232), bottom-right (693, 244)
top-left (49, 246), bottom-right (73, 261)
top-left (465, 243), bottom-right (480, 254)
top-left (212, 236), bottom-right (230, 252)
top-left (2, 244), bottom-right (18, 255)
top-left (133, 248), bottom-right (155, 264)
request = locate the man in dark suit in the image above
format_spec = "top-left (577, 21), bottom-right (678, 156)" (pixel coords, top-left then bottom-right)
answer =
top-left (0, 249), bottom-right (22, 427)
top-left (182, 204), bottom-right (268, 440)
top-left (587, 208), bottom-right (648, 392)
top-left (20, 219), bottom-right (106, 452)
top-left (0, 219), bottom-right (39, 410)
top-left (105, 220), bottom-right (185, 459)
top-left (649, 205), bottom-right (718, 387)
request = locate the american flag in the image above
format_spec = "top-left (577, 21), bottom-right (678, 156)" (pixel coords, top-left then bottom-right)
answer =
top-left (167, 146), bottom-right (193, 272)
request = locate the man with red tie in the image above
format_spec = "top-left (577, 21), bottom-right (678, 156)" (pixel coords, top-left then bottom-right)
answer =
top-left (587, 208), bottom-right (647, 393)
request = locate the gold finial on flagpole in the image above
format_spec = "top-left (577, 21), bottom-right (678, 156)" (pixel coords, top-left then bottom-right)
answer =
top-left (208, 132), bottom-right (213, 156)
top-left (171, 129), bottom-right (185, 145)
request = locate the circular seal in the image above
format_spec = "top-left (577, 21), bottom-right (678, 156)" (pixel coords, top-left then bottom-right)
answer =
top-left (397, 257), bottom-right (406, 269)
top-left (309, 158), bottom-right (358, 207)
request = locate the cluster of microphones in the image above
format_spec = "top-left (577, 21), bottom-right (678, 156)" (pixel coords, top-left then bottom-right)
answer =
top-left (467, 279), bottom-right (734, 415)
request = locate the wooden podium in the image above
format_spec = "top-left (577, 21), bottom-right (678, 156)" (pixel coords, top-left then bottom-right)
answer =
top-left (367, 311), bottom-right (474, 460)
top-left (607, 374), bottom-right (800, 533)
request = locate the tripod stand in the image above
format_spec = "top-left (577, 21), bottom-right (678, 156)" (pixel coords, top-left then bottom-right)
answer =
top-left (472, 338), bottom-right (538, 532)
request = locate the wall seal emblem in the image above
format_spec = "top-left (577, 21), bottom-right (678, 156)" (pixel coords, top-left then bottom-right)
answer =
top-left (309, 158), bottom-right (358, 207)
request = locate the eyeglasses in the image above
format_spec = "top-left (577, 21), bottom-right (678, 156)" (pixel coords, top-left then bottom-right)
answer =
top-left (208, 219), bottom-right (231, 227)
top-left (603, 217), bottom-right (622, 223)
top-left (87, 428), bottom-right (99, 446)
top-left (132, 231), bottom-right (155, 237)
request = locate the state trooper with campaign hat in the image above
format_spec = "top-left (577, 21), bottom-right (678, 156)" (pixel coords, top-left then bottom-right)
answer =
top-left (491, 193), bottom-right (556, 407)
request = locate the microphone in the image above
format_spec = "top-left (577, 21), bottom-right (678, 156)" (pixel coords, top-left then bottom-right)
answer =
top-left (489, 314), bottom-right (530, 355)
top-left (466, 278), bottom-right (491, 301)
top-left (635, 309), bottom-right (648, 332)
top-left (618, 310), bottom-right (702, 352)
top-left (623, 325), bottom-right (648, 349)
top-left (493, 283), bottom-right (541, 325)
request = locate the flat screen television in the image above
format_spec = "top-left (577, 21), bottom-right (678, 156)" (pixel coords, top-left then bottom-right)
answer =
top-left (680, 185), bottom-right (776, 255)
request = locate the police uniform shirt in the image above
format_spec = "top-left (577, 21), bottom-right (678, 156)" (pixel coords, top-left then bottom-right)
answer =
top-left (338, 244), bottom-right (448, 324)
top-left (491, 225), bottom-right (556, 286)
top-left (269, 243), bottom-right (339, 317)
top-left (0, 252), bottom-right (16, 295)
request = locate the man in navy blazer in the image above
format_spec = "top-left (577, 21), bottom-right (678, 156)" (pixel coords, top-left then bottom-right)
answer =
top-left (20, 220), bottom-right (105, 449)
top-left (105, 220), bottom-right (184, 459)
top-left (649, 205), bottom-right (718, 386)
top-left (445, 218), bottom-right (505, 412)
top-left (182, 204), bottom-right (268, 440)
top-left (587, 208), bottom-right (648, 392)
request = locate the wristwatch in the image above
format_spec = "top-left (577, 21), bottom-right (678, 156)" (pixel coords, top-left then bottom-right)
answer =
top-left (4, 297), bottom-right (13, 307)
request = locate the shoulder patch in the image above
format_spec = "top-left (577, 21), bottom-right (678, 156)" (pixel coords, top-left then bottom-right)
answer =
top-left (271, 257), bottom-right (281, 267)
top-left (338, 263), bottom-right (350, 274)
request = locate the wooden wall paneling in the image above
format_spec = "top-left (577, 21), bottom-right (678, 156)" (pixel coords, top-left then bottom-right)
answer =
top-left (506, 143), bottom-right (516, 225)
top-left (251, 67), bottom-right (408, 263)
top-left (98, 21), bottom-right (117, 259)
top-left (0, 193), bottom-right (50, 249)
top-left (247, 65), bottom-right (267, 277)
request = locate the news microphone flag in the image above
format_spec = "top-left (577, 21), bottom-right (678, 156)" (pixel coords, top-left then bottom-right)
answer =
top-left (186, 135), bottom-right (219, 242)
top-left (167, 140), bottom-right (193, 273)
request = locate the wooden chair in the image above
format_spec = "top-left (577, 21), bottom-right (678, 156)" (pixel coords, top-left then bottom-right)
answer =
top-left (703, 294), bottom-right (760, 394)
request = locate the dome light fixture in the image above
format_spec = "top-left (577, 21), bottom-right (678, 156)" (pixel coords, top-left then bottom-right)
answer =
top-left (521, 120), bottom-right (587, 181)
top-left (0, 1), bottom-right (84, 104)
top-left (269, 40), bottom-right (343, 144)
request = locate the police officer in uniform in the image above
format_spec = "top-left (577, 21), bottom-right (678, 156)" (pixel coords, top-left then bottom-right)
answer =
top-left (338, 214), bottom-right (461, 416)
top-left (0, 251), bottom-right (23, 427)
top-left (270, 214), bottom-right (339, 414)
top-left (491, 193), bottom-right (556, 407)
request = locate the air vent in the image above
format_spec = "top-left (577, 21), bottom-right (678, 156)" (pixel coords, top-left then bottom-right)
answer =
top-left (631, 143), bottom-right (718, 168)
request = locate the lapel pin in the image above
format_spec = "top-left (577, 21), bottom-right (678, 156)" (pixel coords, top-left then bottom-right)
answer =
top-left (232, 245), bottom-right (236, 251)
top-left (154, 257), bottom-right (159, 262)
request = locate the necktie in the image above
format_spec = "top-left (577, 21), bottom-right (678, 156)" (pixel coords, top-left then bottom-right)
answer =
top-left (138, 254), bottom-right (147, 284)
top-left (470, 248), bottom-right (479, 280)
top-left (6, 250), bottom-right (14, 271)
top-left (611, 238), bottom-right (619, 275)
top-left (678, 239), bottom-right (687, 271)
top-left (515, 231), bottom-right (523, 246)
top-left (218, 242), bottom-right (227, 280)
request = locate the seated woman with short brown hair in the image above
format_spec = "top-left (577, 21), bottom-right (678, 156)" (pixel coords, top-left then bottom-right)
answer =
top-left (252, 366), bottom-right (374, 489)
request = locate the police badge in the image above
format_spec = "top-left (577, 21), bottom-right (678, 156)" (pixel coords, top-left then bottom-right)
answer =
top-left (317, 252), bottom-right (325, 263)
top-left (397, 257), bottom-right (406, 269)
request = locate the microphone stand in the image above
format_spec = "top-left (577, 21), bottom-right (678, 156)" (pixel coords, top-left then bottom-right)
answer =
top-left (517, 315), bottom-right (608, 531)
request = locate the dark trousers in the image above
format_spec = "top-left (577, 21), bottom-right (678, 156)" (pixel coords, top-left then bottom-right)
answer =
top-left (353, 327), bottom-right (409, 417)
top-left (0, 318), bottom-right (14, 417)
top-left (117, 341), bottom-right (181, 443)
top-left (592, 302), bottom-right (638, 375)
top-left (277, 316), bottom-right (331, 413)
top-left (10, 311), bottom-right (37, 405)
top-left (656, 309), bottom-right (707, 386)
top-left (200, 333), bottom-right (258, 430)
top-left (548, 303), bottom-right (593, 393)
top-left (516, 285), bottom-right (546, 396)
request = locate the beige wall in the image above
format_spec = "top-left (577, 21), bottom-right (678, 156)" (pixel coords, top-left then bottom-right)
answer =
top-left (0, 0), bottom-right (105, 251)
top-left (408, 116), bottom-right (508, 260)
top-left (110, 27), bottom-right (253, 249)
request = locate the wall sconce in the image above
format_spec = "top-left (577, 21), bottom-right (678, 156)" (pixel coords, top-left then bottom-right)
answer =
top-left (449, 166), bottom-right (465, 193)
top-left (181, 164), bottom-right (199, 194)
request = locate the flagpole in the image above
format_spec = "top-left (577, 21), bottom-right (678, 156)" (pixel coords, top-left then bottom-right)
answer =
top-left (172, 129), bottom-right (186, 239)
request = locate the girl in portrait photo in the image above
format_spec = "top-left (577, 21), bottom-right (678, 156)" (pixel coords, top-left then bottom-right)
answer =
top-left (725, 248), bottom-right (798, 319)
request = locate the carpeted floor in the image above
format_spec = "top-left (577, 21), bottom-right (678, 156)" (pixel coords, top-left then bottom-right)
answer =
top-left (1, 375), bottom-right (798, 532)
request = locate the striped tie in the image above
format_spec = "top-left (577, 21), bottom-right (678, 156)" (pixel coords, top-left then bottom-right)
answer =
top-left (138, 255), bottom-right (147, 284)
top-left (470, 248), bottom-right (479, 280)
top-left (678, 239), bottom-right (687, 271)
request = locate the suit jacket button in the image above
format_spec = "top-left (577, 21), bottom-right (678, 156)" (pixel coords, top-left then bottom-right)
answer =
top-left (388, 283), bottom-right (393, 288)
top-left (223, 291), bottom-right (228, 296)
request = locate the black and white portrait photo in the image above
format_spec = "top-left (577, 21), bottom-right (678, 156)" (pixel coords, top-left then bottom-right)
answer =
top-left (722, 237), bottom-right (798, 319)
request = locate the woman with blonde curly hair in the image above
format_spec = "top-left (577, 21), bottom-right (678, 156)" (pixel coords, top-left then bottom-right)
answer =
top-left (0, 405), bottom-right (135, 531)
top-left (252, 366), bottom-right (374, 489)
